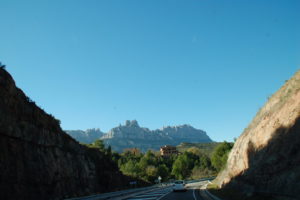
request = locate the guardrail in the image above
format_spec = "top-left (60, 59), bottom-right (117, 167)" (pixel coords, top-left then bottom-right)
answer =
top-left (186, 176), bottom-right (216, 184)
top-left (65, 183), bottom-right (172, 200)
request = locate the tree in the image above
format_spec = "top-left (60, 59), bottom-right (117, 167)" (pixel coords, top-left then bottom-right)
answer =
top-left (198, 154), bottom-right (211, 169)
top-left (145, 165), bottom-right (158, 182)
top-left (91, 139), bottom-right (106, 152)
top-left (187, 147), bottom-right (203, 156)
top-left (120, 160), bottom-right (141, 177)
top-left (211, 141), bottom-right (233, 172)
top-left (106, 145), bottom-right (112, 157)
top-left (139, 150), bottom-right (158, 169)
top-left (157, 164), bottom-right (169, 181)
top-left (171, 152), bottom-right (196, 179)
top-left (123, 148), bottom-right (141, 156)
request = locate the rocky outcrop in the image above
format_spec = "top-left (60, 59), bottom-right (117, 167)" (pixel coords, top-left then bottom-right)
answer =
top-left (75, 120), bottom-right (212, 152)
top-left (66, 128), bottom-right (104, 144)
top-left (0, 68), bottom-right (129, 200)
top-left (216, 70), bottom-right (300, 199)
top-left (66, 120), bottom-right (212, 152)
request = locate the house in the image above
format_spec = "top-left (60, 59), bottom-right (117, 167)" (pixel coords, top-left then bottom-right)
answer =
top-left (160, 145), bottom-right (178, 157)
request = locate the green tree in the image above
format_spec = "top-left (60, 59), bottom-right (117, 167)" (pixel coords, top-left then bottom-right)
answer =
top-left (187, 147), bottom-right (203, 156)
top-left (145, 165), bottom-right (158, 182)
top-left (120, 160), bottom-right (141, 177)
top-left (171, 152), bottom-right (196, 179)
top-left (157, 164), bottom-right (169, 181)
top-left (200, 154), bottom-right (211, 169)
top-left (211, 141), bottom-right (233, 172)
top-left (139, 150), bottom-right (158, 170)
top-left (106, 145), bottom-right (112, 157)
top-left (91, 139), bottom-right (106, 152)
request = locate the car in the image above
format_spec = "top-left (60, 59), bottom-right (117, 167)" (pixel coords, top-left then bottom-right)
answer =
top-left (172, 180), bottom-right (186, 192)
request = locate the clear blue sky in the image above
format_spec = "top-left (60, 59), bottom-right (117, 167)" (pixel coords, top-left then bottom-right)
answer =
top-left (1, 0), bottom-right (299, 142)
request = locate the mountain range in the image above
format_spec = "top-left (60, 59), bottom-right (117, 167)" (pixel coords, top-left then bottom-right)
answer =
top-left (66, 120), bottom-right (212, 152)
top-left (66, 128), bottom-right (104, 144)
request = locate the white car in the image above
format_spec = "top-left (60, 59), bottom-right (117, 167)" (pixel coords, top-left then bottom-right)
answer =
top-left (172, 180), bottom-right (186, 192)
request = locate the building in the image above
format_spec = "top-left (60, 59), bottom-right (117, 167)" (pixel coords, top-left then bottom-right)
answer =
top-left (160, 145), bottom-right (178, 157)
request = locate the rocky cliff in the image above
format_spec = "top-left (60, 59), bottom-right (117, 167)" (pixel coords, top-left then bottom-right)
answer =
top-left (69, 120), bottom-right (212, 152)
top-left (0, 68), bottom-right (130, 200)
top-left (216, 70), bottom-right (300, 199)
top-left (66, 128), bottom-right (104, 144)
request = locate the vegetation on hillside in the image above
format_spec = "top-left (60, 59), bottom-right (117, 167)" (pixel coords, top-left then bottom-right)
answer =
top-left (211, 142), bottom-right (234, 171)
top-left (87, 139), bottom-right (233, 184)
top-left (177, 142), bottom-right (220, 156)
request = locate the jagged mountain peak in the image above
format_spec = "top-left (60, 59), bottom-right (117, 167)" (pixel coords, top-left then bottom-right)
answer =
top-left (124, 120), bottom-right (139, 127)
top-left (67, 120), bottom-right (212, 152)
top-left (160, 124), bottom-right (197, 131)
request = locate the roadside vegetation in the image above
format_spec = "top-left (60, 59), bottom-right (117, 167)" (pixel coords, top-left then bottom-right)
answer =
top-left (177, 142), bottom-right (220, 156)
top-left (85, 140), bottom-right (233, 184)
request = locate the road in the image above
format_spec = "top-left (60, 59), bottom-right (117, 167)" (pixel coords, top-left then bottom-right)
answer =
top-left (124, 181), bottom-right (209, 200)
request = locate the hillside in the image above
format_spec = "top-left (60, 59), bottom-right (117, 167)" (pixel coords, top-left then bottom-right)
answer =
top-left (215, 70), bottom-right (300, 199)
top-left (0, 68), bottom-right (131, 199)
top-left (67, 120), bottom-right (213, 152)
top-left (177, 142), bottom-right (221, 157)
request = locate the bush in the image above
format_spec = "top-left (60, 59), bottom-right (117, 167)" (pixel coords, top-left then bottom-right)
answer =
top-left (211, 141), bottom-right (233, 172)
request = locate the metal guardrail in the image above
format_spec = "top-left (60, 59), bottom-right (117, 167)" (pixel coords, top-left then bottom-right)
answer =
top-left (65, 183), bottom-right (172, 200)
top-left (186, 177), bottom-right (216, 184)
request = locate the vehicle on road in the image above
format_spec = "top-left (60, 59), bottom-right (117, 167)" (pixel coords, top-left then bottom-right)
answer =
top-left (172, 180), bottom-right (186, 192)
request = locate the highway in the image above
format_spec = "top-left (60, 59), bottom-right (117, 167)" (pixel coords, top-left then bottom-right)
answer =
top-left (124, 181), bottom-right (211, 200)
top-left (66, 180), bottom-right (217, 200)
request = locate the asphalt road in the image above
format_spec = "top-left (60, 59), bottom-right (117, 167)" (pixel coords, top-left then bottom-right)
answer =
top-left (125, 181), bottom-right (208, 200)
top-left (161, 181), bottom-right (206, 200)
top-left (160, 188), bottom-right (203, 200)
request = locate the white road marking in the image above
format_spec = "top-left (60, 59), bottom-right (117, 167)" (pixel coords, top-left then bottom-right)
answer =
top-left (127, 187), bottom-right (172, 200)
top-left (193, 189), bottom-right (197, 200)
top-left (157, 190), bottom-right (172, 200)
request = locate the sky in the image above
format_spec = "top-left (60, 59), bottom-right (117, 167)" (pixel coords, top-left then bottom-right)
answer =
top-left (0, 0), bottom-right (299, 142)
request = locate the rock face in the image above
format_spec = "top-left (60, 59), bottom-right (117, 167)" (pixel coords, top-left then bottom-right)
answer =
top-left (66, 128), bottom-right (104, 144)
top-left (216, 70), bottom-right (300, 199)
top-left (66, 120), bottom-right (212, 152)
top-left (0, 68), bottom-right (128, 200)
top-left (100, 120), bottom-right (212, 152)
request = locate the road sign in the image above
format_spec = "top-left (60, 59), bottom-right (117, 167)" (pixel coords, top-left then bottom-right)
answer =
top-left (129, 181), bottom-right (137, 185)
top-left (158, 176), bottom-right (162, 183)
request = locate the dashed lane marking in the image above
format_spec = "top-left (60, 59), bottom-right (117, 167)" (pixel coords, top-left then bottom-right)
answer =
top-left (126, 187), bottom-right (172, 200)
